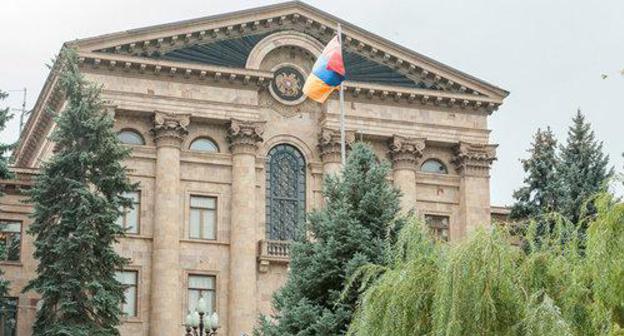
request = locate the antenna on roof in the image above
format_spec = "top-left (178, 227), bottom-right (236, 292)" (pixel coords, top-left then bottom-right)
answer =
top-left (8, 88), bottom-right (29, 135)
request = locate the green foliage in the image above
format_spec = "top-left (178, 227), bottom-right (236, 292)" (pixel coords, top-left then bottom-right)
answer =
top-left (255, 143), bottom-right (405, 336)
top-left (348, 194), bottom-right (624, 335)
top-left (433, 228), bottom-right (524, 336)
top-left (511, 127), bottom-right (562, 220)
top-left (0, 89), bottom-right (14, 308)
top-left (24, 49), bottom-right (136, 336)
top-left (559, 110), bottom-right (613, 224)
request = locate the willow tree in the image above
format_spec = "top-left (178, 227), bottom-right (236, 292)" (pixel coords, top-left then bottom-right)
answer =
top-left (348, 195), bottom-right (624, 335)
top-left (25, 49), bottom-right (136, 336)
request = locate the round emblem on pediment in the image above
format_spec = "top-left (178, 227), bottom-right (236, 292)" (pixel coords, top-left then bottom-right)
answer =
top-left (270, 65), bottom-right (306, 105)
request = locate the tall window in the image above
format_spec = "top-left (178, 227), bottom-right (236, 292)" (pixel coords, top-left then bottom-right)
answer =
top-left (425, 215), bottom-right (450, 241)
top-left (187, 275), bottom-right (216, 315)
top-left (0, 221), bottom-right (21, 262)
top-left (116, 271), bottom-right (138, 317)
top-left (189, 196), bottom-right (217, 240)
top-left (0, 297), bottom-right (17, 336)
top-left (117, 130), bottom-right (145, 145)
top-left (265, 144), bottom-right (306, 241)
top-left (116, 192), bottom-right (140, 234)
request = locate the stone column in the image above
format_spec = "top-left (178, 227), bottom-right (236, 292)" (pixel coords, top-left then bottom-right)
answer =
top-left (149, 111), bottom-right (189, 336)
top-left (318, 127), bottom-right (355, 176)
top-left (227, 119), bottom-right (264, 336)
top-left (388, 135), bottom-right (425, 213)
top-left (452, 141), bottom-right (497, 237)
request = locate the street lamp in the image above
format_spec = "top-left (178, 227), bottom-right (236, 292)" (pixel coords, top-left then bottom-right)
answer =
top-left (184, 296), bottom-right (220, 336)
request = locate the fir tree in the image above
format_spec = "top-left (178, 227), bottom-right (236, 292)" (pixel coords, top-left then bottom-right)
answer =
top-left (559, 110), bottom-right (613, 224)
top-left (255, 143), bottom-right (404, 336)
top-left (0, 89), bottom-right (14, 307)
top-left (511, 127), bottom-right (563, 220)
top-left (24, 49), bottom-right (136, 336)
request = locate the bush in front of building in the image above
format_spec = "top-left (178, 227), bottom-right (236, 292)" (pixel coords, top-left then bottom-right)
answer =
top-left (347, 193), bottom-right (624, 336)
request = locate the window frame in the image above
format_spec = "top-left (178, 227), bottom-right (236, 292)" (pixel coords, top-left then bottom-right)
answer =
top-left (265, 144), bottom-right (306, 241)
top-left (186, 273), bottom-right (217, 317)
top-left (0, 220), bottom-right (22, 264)
top-left (117, 191), bottom-right (141, 235)
top-left (189, 137), bottom-right (219, 153)
top-left (188, 195), bottom-right (218, 241)
top-left (424, 214), bottom-right (451, 242)
top-left (117, 129), bottom-right (145, 146)
top-left (116, 270), bottom-right (139, 319)
top-left (420, 158), bottom-right (449, 175)
top-left (0, 296), bottom-right (18, 336)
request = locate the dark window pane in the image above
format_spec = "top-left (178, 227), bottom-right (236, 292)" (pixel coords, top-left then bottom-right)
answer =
top-left (421, 159), bottom-right (448, 174)
top-left (0, 222), bottom-right (21, 262)
top-left (266, 145), bottom-right (306, 241)
top-left (190, 138), bottom-right (219, 152)
top-left (117, 130), bottom-right (145, 145)
top-left (0, 297), bottom-right (17, 336)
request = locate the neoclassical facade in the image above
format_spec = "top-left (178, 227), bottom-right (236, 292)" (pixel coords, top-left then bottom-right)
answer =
top-left (0, 2), bottom-right (508, 336)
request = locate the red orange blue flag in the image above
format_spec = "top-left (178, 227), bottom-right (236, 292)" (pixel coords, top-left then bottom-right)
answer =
top-left (302, 35), bottom-right (346, 103)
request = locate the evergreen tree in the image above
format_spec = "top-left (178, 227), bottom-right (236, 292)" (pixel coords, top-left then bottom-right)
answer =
top-left (559, 110), bottom-right (613, 224)
top-left (255, 143), bottom-right (404, 336)
top-left (511, 127), bottom-right (563, 220)
top-left (0, 89), bottom-right (14, 306)
top-left (24, 49), bottom-right (136, 336)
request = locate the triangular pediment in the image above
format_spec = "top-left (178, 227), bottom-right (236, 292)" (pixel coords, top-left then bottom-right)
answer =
top-left (69, 1), bottom-right (508, 100)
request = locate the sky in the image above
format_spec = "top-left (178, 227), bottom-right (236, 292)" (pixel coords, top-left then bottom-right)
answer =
top-left (1, 0), bottom-right (623, 205)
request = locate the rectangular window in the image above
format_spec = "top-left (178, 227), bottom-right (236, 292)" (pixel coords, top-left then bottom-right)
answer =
top-left (187, 275), bottom-right (216, 315)
top-left (425, 215), bottom-right (450, 242)
top-left (0, 221), bottom-right (21, 262)
top-left (116, 271), bottom-right (138, 317)
top-left (116, 192), bottom-right (140, 234)
top-left (0, 297), bottom-right (17, 336)
top-left (189, 196), bottom-right (216, 240)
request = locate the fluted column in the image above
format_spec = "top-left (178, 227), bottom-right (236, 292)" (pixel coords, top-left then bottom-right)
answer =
top-left (388, 135), bottom-right (425, 213)
top-left (452, 141), bottom-right (497, 237)
top-left (227, 119), bottom-right (264, 336)
top-left (318, 127), bottom-right (355, 176)
top-left (149, 111), bottom-right (189, 336)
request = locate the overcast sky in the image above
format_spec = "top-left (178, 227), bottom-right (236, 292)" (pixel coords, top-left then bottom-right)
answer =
top-left (1, 0), bottom-right (623, 205)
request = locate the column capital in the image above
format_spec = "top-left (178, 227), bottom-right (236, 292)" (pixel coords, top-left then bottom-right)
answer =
top-left (318, 127), bottom-right (356, 163)
top-left (452, 141), bottom-right (497, 177)
top-left (150, 111), bottom-right (190, 148)
top-left (388, 135), bottom-right (426, 170)
top-left (227, 119), bottom-right (265, 155)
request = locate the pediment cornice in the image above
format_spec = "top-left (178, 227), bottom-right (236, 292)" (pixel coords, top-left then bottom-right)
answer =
top-left (68, 1), bottom-right (508, 100)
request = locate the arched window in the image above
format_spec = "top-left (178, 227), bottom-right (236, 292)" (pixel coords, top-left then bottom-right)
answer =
top-left (117, 130), bottom-right (145, 145)
top-left (190, 137), bottom-right (219, 153)
top-left (265, 144), bottom-right (306, 241)
top-left (421, 159), bottom-right (448, 174)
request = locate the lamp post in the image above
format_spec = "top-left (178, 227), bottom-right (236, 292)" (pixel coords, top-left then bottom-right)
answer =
top-left (184, 297), bottom-right (220, 336)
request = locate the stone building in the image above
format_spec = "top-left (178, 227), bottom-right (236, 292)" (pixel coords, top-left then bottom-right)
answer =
top-left (0, 2), bottom-right (508, 335)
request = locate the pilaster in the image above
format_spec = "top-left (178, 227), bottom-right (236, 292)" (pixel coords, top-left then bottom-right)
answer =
top-left (452, 141), bottom-right (497, 236)
top-left (388, 135), bottom-right (425, 212)
top-left (149, 111), bottom-right (189, 336)
top-left (318, 127), bottom-right (355, 175)
top-left (227, 118), bottom-right (264, 336)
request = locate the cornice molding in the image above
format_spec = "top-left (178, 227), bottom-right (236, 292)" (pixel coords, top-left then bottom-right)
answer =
top-left (77, 52), bottom-right (273, 88)
top-left (71, 3), bottom-right (507, 100)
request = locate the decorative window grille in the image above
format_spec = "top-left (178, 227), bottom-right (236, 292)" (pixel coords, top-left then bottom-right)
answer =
top-left (265, 144), bottom-right (306, 241)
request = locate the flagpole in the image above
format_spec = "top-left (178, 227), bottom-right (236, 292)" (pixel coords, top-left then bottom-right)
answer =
top-left (337, 23), bottom-right (346, 166)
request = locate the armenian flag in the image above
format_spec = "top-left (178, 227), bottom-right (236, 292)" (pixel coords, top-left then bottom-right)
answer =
top-left (302, 35), bottom-right (346, 103)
